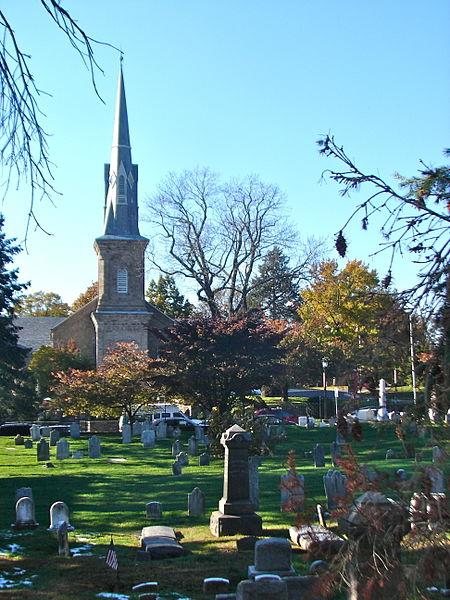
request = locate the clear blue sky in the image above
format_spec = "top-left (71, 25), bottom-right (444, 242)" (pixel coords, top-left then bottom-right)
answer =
top-left (2, 0), bottom-right (449, 303)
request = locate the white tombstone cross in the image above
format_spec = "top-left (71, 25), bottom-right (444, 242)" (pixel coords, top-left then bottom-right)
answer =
top-left (48, 501), bottom-right (75, 532)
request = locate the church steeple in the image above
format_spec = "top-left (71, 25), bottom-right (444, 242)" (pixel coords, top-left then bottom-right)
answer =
top-left (103, 65), bottom-right (140, 238)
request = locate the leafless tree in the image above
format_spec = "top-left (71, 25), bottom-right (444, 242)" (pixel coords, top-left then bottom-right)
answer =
top-left (0, 1), bottom-right (117, 242)
top-left (318, 135), bottom-right (450, 318)
top-left (146, 167), bottom-right (314, 317)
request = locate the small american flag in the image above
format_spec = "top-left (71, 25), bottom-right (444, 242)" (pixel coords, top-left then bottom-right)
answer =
top-left (105, 537), bottom-right (118, 571)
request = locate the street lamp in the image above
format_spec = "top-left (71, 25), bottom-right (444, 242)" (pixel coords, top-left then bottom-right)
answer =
top-left (321, 357), bottom-right (329, 419)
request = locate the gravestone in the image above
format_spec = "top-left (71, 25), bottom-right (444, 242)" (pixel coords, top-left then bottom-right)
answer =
top-left (133, 421), bottom-right (143, 436)
top-left (172, 426), bottom-right (181, 439)
top-left (56, 438), bottom-right (70, 460)
top-left (37, 438), bottom-right (50, 462)
top-left (146, 501), bottom-right (162, 519)
top-left (14, 434), bottom-right (24, 445)
top-left (199, 452), bottom-right (210, 466)
top-left (176, 451), bottom-right (189, 467)
top-left (138, 525), bottom-right (184, 559)
top-left (385, 449), bottom-right (396, 459)
top-left (249, 456), bottom-right (263, 510)
top-left (323, 469), bottom-right (348, 511)
top-left (142, 419), bottom-right (152, 432)
top-left (15, 487), bottom-right (33, 503)
top-left (49, 429), bottom-right (60, 446)
top-left (48, 501), bottom-right (75, 531)
top-left (30, 424), bottom-right (41, 441)
top-left (210, 424), bottom-right (262, 537)
top-left (280, 469), bottom-right (305, 512)
top-left (248, 537), bottom-right (296, 579)
top-left (330, 441), bottom-right (341, 466)
top-left (236, 578), bottom-right (288, 599)
top-left (88, 435), bottom-right (101, 458)
top-left (446, 408), bottom-right (450, 425)
top-left (156, 421), bottom-right (167, 439)
top-left (141, 429), bottom-right (155, 449)
top-left (432, 446), bottom-right (446, 463)
top-left (172, 460), bottom-right (182, 476)
top-left (40, 426), bottom-right (50, 437)
top-left (12, 496), bottom-right (38, 529)
top-left (69, 422), bottom-right (80, 439)
top-left (122, 423), bottom-right (132, 444)
top-left (24, 439), bottom-right (33, 449)
top-left (72, 450), bottom-right (83, 459)
top-left (425, 465), bottom-right (445, 493)
top-left (203, 578), bottom-right (230, 595)
top-left (194, 425), bottom-right (205, 443)
top-left (313, 444), bottom-right (325, 467)
top-left (172, 439), bottom-right (181, 457)
top-left (187, 435), bottom-right (197, 456)
top-left (167, 425), bottom-right (174, 437)
top-left (188, 487), bottom-right (205, 517)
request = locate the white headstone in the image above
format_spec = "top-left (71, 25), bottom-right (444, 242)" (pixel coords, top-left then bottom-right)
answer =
top-left (69, 422), bottom-right (80, 439)
top-left (141, 429), bottom-right (156, 449)
top-left (188, 436), bottom-right (197, 456)
top-left (88, 435), bottom-right (101, 458)
top-left (48, 501), bottom-right (74, 531)
top-left (156, 421), bottom-right (167, 439)
top-left (122, 423), bottom-right (132, 444)
top-left (13, 496), bottom-right (38, 529)
top-left (146, 501), bottom-right (162, 519)
top-left (30, 424), bottom-right (41, 441)
top-left (188, 487), bottom-right (205, 517)
top-left (56, 438), bottom-right (70, 460)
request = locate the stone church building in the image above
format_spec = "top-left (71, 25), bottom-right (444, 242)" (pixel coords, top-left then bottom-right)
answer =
top-left (51, 68), bottom-right (171, 365)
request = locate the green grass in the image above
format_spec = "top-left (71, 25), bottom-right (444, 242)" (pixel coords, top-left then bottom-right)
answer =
top-left (0, 423), bottom-right (447, 599)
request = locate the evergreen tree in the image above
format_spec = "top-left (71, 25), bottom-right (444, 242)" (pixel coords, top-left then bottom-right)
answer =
top-left (0, 215), bottom-right (29, 413)
top-left (146, 275), bottom-right (193, 318)
top-left (249, 246), bottom-right (300, 320)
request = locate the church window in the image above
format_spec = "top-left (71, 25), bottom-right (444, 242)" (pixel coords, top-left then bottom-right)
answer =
top-left (117, 268), bottom-right (128, 293)
top-left (117, 174), bottom-right (127, 204)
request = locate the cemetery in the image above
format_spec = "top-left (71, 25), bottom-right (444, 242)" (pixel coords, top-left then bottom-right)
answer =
top-left (0, 415), bottom-right (448, 599)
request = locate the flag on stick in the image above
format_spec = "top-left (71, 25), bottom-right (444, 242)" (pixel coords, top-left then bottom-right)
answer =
top-left (106, 536), bottom-right (118, 571)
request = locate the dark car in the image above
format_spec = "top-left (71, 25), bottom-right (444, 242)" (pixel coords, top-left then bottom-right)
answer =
top-left (0, 423), bottom-right (32, 436)
top-left (254, 407), bottom-right (297, 424)
top-left (152, 416), bottom-right (207, 431)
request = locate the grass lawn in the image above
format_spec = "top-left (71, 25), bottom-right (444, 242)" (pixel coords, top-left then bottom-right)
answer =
top-left (0, 422), bottom-right (447, 599)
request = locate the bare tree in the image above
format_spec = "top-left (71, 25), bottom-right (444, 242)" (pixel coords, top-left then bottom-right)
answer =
top-left (145, 167), bottom-right (309, 317)
top-left (0, 1), bottom-right (117, 241)
top-left (318, 135), bottom-right (450, 317)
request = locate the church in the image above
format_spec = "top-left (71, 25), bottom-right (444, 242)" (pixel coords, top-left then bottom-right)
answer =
top-left (51, 67), bottom-right (172, 365)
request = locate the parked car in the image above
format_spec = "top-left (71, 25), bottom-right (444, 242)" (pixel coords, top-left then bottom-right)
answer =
top-left (153, 415), bottom-right (207, 430)
top-left (254, 407), bottom-right (297, 424)
top-left (0, 422), bottom-right (31, 436)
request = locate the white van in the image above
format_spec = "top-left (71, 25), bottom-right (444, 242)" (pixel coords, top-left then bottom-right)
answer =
top-left (119, 404), bottom-right (205, 431)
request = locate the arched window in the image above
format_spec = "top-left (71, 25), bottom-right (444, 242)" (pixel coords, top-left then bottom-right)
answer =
top-left (117, 174), bottom-right (126, 204)
top-left (117, 268), bottom-right (128, 294)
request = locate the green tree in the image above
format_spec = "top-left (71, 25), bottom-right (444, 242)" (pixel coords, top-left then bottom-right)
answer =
top-left (50, 342), bottom-right (161, 425)
top-left (146, 275), bottom-right (193, 318)
top-left (248, 246), bottom-right (300, 319)
top-left (71, 281), bottom-right (98, 312)
top-left (0, 214), bottom-right (30, 415)
top-left (158, 312), bottom-right (284, 414)
top-left (28, 341), bottom-right (92, 399)
top-left (16, 291), bottom-right (70, 316)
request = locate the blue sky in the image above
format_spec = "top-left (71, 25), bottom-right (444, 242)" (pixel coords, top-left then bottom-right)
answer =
top-left (2, 0), bottom-right (449, 303)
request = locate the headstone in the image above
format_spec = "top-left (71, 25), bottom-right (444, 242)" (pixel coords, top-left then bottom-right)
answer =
top-left (203, 578), bottom-right (230, 595)
top-left (289, 525), bottom-right (344, 553)
top-left (432, 446), bottom-right (446, 463)
top-left (446, 408), bottom-right (450, 425)
top-left (330, 441), bottom-right (340, 466)
top-left (30, 424), bottom-right (41, 441)
top-left (172, 439), bottom-right (181, 457)
top-left (145, 501), bottom-right (162, 519)
top-left (395, 468), bottom-right (408, 481)
top-left (72, 450), bottom-right (83, 459)
top-left (88, 435), bottom-right (101, 458)
top-left (425, 465), bottom-right (445, 493)
top-left (57, 521), bottom-right (70, 557)
top-left (236, 578), bottom-right (288, 599)
top-left (15, 487), bottom-right (33, 503)
top-left (280, 468), bottom-right (305, 513)
top-left (133, 421), bottom-right (143, 436)
top-left (49, 429), bottom-right (60, 446)
top-left (188, 435), bottom-right (197, 456)
top-left (323, 469), bottom-right (348, 511)
top-left (56, 438), bottom-right (70, 460)
top-left (122, 423), bottom-right (132, 444)
top-left (194, 425), bottom-right (204, 442)
top-left (14, 434), bottom-right (24, 445)
top-left (37, 438), bottom-right (50, 462)
top-left (156, 421), bottom-right (167, 439)
top-left (198, 452), bottom-right (210, 466)
top-left (138, 525), bottom-right (184, 559)
top-left (385, 449), bottom-right (396, 459)
top-left (141, 429), bottom-right (155, 449)
top-left (210, 424), bottom-right (262, 537)
top-left (313, 443), bottom-right (325, 467)
top-left (48, 501), bottom-right (75, 532)
top-left (166, 425), bottom-right (174, 437)
top-left (24, 439), bottom-right (33, 449)
top-left (12, 496), bottom-right (38, 529)
top-left (248, 537), bottom-right (296, 579)
top-left (249, 456), bottom-right (263, 510)
top-left (69, 422), bottom-right (80, 439)
top-left (40, 426), bottom-right (50, 437)
top-left (176, 451), bottom-right (189, 467)
top-left (142, 419), bottom-right (152, 432)
top-left (188, 487), bottom-right (205, 517)
top-left (172, 426), bottom-right (182, 439)
top-left (172, 460), bottom-right (182, 476)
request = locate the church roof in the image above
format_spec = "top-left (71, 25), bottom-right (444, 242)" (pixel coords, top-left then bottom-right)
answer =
top-left (15, 316), bottom-right (66, 353)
